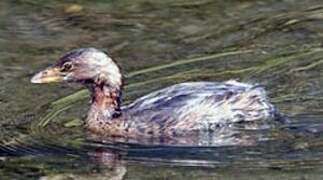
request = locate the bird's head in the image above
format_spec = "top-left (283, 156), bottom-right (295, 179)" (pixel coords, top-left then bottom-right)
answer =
top-left (31, 48), bottom-right (122, 88)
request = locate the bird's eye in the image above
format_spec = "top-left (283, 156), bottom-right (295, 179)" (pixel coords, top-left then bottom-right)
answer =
top-left (61, 62), bottom-right (73, 72)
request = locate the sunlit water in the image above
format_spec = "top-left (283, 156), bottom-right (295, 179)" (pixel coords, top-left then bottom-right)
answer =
top-left (2, 0), bottom-right (323, 179)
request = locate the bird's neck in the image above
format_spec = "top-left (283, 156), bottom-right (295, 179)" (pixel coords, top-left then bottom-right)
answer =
top-left (86, 83), bottom-right (122, 126)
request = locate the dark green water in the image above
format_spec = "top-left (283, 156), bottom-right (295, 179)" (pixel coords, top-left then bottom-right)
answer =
top-left (2, 0), bottom-right (323, 179)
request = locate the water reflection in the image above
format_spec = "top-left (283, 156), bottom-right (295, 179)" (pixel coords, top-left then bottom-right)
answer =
top-left (2, 0), bottom-right (323, 179)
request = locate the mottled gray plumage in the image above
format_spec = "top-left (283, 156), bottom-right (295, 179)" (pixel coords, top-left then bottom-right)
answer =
top-left (123, 81), bottom-right (276, 135)
top-left (31, 48), bottom-right (280, 143)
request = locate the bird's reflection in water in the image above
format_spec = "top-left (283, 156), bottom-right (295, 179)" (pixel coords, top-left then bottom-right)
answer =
top-left (88, 149), bottom-right (126, 180)
top-left (40, 148), bottom-right (126, 180)
top-left (40, 121), bottom-right (290, 180)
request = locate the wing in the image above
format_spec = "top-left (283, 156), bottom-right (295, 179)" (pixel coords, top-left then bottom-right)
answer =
top-left (124, 81), bottom-right (249, 111)
top-left (123, 81), bottom-right (256, 122)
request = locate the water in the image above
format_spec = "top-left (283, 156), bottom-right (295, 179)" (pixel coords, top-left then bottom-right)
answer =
top-left (2, 0), bottom-right (323, 179)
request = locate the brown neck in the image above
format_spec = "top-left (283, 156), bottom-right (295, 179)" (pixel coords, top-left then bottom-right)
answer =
top-left (86, 83), bottom-right (122, 125)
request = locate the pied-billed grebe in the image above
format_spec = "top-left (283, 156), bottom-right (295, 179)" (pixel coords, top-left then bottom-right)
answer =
top-left (31, 48), bottom-right (279, 138)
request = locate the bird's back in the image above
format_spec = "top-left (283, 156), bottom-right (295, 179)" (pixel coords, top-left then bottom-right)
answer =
top-left (122, 81), bottom-right (277, 135)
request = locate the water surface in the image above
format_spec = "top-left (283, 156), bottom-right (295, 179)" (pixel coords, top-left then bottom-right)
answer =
top-left (2, 0), bottom-right (323, 179)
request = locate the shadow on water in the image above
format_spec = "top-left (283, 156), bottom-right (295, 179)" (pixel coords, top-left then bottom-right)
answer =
top-left (2, 0), bottom-right (323, 179)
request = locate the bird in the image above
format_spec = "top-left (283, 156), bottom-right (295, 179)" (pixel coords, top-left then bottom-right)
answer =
top-left (31, 48), bottom-right (280, 141)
